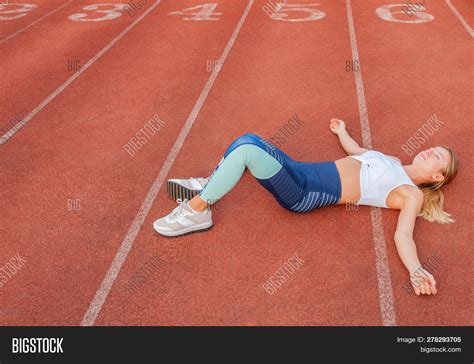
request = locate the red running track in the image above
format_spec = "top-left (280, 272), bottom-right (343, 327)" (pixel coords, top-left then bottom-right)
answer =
top-left (0, 0), bottom-right (472, 326)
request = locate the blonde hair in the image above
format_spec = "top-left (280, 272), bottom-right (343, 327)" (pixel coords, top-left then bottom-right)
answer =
top-left (417, 147), bottom-right (459, 224)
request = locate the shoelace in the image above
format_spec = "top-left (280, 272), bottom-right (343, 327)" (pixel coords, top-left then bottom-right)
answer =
top-left (168, 198), bottom-right (189, 222)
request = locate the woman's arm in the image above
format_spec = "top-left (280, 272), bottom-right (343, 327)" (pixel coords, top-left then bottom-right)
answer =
top-left (329, 118), bottom-right (368, 156)
top-left (394, 188), bottom-right (437, 295)
top-left (330, 119), bottom-right (402, 162)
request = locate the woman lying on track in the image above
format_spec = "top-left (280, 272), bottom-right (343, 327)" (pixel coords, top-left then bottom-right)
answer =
top-left (153, 119), bottom-right (458, 295)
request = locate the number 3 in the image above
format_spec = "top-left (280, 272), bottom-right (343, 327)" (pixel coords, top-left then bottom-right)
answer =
top-left (68, 4), bottom-right (128, 22)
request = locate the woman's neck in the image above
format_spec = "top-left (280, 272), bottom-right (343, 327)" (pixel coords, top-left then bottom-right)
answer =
top-left (402, 164), bottom-right (428, 185)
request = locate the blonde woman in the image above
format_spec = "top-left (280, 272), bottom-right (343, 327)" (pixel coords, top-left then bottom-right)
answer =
top-left (153, 119), bottom-right (459, 296)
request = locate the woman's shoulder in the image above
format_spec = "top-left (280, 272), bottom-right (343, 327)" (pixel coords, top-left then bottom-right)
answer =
top-left (386, 183), bottom-right (423, 210)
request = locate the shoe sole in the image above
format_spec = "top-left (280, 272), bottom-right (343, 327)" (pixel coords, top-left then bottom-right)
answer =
top-left (166, 180), bottom-right (200, 201)
top-left (154, 222), bottom-right (213, 238)
top-left (154, 225), bottom-right (213, 239)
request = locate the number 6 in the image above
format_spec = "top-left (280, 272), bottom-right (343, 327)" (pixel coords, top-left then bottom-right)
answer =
top-left (0, 3), bottom-right (37, 21)
top-left (375, 4), bottom-right (434, 23)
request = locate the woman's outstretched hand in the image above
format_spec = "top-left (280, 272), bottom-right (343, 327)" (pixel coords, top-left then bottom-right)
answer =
top-left (330, 118), bottom-right (346, 135)
top-left (409, 267), bottom-right (438, 296)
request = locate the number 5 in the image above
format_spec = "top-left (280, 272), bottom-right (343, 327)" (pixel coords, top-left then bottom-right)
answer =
top-left (267, 3), bottom-right (326, 22)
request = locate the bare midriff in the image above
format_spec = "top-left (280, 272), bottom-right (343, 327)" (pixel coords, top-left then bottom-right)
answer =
top-left (334, 157), bottom-right (362, 205)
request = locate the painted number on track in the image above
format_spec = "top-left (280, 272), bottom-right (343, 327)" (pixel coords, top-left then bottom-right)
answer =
top-left (68, 4), bottom-right (128, 22)
top-left (268, 3), bottom-right (326, 22)
top-left (0, 3), bottom-right (37, 20)
top-left (375, 4), bottom-right (434, 23)
top-left (168, 3), bottom-right (222, 21)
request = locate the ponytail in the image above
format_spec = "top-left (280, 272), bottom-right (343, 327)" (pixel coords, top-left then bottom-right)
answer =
top-left (417, 147), bottom-right (459, 224)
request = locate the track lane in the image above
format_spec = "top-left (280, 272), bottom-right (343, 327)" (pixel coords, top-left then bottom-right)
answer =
top-left (351, 0), bottom-right (473, 325)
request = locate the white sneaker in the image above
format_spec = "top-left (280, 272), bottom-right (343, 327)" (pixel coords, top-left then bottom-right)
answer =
top-left (166, 177), bottom-right (209, 201)
top-left (153, 198), bottom-right (213, 237)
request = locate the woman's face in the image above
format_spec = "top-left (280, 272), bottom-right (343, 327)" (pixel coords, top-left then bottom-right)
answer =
top-left (412, 147), bottom-right (451, 180)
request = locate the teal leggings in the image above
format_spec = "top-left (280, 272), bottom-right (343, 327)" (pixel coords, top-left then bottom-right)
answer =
top-left (199, 140), bottom-right (282, 202)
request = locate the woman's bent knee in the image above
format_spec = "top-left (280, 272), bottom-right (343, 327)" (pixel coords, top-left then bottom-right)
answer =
top-left (234, 132), bottom-right (260, 143)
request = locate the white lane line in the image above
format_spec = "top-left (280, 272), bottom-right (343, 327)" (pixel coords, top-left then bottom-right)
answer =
top-left (345, 0), bottom-right (397, 327)
top-left (445, 0), bottom-right (474, 38)
top-left (0, 1), bottom-right (162, 145)
top-left (80, 0), bottom-right (255, 326)
top-left (0, 0), bottom-right (75, 44)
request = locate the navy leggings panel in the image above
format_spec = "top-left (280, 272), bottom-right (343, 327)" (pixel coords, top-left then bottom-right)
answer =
top-left (288, 161), bottom-right (342, 212)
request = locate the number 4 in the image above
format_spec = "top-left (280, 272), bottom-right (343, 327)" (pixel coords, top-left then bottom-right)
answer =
top-left (169, 3), bottom-right (222, 21)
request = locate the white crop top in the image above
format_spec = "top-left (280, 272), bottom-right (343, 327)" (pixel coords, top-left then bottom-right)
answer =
top-left (348, 150), bottom-right (417, 208)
